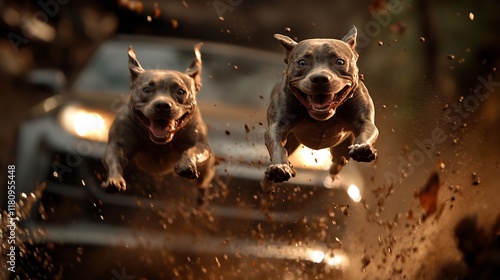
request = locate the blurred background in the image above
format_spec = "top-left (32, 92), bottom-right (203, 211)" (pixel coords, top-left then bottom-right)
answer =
top-left (1, 0), bottom-right (499, 279)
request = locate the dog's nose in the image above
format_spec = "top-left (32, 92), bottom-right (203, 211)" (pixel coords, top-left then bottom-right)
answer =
top-left (310, 74), bottom-right (331, 86)
top-left (154, 101), bottom-right (172, 112)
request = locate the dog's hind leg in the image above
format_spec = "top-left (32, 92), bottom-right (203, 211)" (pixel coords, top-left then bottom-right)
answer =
top-left (329, 134), bottom-right (354, 179)
top-left (195, 152), bottom-right (216, 206)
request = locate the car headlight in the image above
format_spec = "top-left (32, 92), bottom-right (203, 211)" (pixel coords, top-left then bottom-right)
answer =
top-left (288, 146), bottom-right (331, 171)
top-left (308, 249), bottom-right (349, 269)
top-left (59, 105), bottom-right (114, 142)
top-left (324, 175), bottom-right (363, 203)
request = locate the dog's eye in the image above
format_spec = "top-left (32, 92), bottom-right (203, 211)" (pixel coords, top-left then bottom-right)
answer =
top-left (297, 59), bottom-right (307, 67)
top-left (142, 87), bottom-right (151, 94)
top-left (335, 59), bottom-right (345, 66)
top-left (177, 88), bottom-right (186, 95)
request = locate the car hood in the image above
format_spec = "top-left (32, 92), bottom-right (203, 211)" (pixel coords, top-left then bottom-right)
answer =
top-left (199, 100), bottom-right (269, 165)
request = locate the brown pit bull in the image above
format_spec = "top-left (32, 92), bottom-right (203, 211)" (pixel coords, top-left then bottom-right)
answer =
top-left (263, 26), bottom-right (378, 190)
top-left (102, 43), bottom-right (215, 202)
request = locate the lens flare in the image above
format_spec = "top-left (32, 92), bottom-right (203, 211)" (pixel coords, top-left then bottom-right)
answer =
top-left (309, 250), bottom-right (325, 263)
top-left (289, 146), bottom-right (331, 170)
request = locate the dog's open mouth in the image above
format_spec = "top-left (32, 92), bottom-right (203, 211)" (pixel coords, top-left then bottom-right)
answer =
top-left (134, 110), bottom-right (190, 144)
top-left (148, 118), bottom-right (176, 143)
top-left (307, 94), bottom-right (336, 112)
top-left (293, 84), bottom-right (352, 117)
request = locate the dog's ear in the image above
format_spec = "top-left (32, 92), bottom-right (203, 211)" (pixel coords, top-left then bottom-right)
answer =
top-left (274, 34), bottom-right (298, 64)
top-left (128, 46), bottom-right (144, 81)
top-left (342, 25), bottom-right (358, 50)
top-left (185, 43), bottom-right (203, 92)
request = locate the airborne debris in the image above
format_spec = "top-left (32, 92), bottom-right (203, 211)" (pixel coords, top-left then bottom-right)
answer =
top-left (437, 160), bottom-right (445, 171)
top-left (333, 203), bottom-right (350, 217)
top-left (389, 21), bottom-right (407, 35)
top-left (153, 2), bottom-right (161, 18)
top-left (416, 171), bottom-right (440, 215)
top-left (471, 172), bottom-right (480, 186)
top-left (368, 0), bottom-right (385, 13)
top-left (406, 210), bottom-right (413, 220)
top-left (171, 19), bottom-right (179, 29)
top-left (361, 255), bottom-right (371, 270)
top-left (119, 0), bottom-right (144, 13)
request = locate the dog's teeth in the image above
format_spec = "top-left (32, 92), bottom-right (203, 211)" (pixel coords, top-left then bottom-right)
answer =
top-left (312, 106), bottom-right (329, 112)
top-left (149, 119), bottom-right (176, 137)
top-left (311, 102), bottom-right (331, 110)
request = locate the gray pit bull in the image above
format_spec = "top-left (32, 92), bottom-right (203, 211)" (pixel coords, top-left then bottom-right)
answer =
top-left (264, 26), bottom-right (378, 190)
top-left (102, 44), bottom-right (215, 201)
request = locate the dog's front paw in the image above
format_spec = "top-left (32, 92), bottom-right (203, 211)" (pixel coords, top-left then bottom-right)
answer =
top-left (175, 160), bottom-right (199, 179)
top-left (102, 176), bottom-right (127, 193)
top-left (265, 163), bottom-right (296, 183)
top-left (349, 143), bottom-right (378, 162)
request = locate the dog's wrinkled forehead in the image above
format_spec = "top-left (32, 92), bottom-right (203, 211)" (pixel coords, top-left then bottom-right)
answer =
top-left (131, 70), bottom-right (194, 91)
top-left (274, 26), bottom-right (360, 65)
top-left (291, 39), bottom-right (357, 61)
top-left (128, 43), bottom-right (203, 94)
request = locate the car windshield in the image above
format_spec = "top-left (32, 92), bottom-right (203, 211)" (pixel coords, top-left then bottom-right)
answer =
top-left (72, 39), bottom-right (282, 109)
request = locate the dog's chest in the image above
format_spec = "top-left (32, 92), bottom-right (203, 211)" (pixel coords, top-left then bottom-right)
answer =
top-left (133, 147), bottom-right (181, 175)
top-left (292, 117), bottom-right (350, 149)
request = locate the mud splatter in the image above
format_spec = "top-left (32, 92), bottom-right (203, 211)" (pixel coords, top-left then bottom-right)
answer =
top-left (416, 172), bottom-right (440, 215)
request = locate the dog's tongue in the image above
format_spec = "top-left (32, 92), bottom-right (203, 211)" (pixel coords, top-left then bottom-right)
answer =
top-left (149, 119), bottom-right (175, 138)
top-left (308, 94), bottom-right (334, 110)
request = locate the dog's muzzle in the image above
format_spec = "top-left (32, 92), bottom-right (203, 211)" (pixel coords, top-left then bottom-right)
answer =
top-left (291, 83), bottom-right (354, 120)
top-left (134, 103), bottom-right (195, 145)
